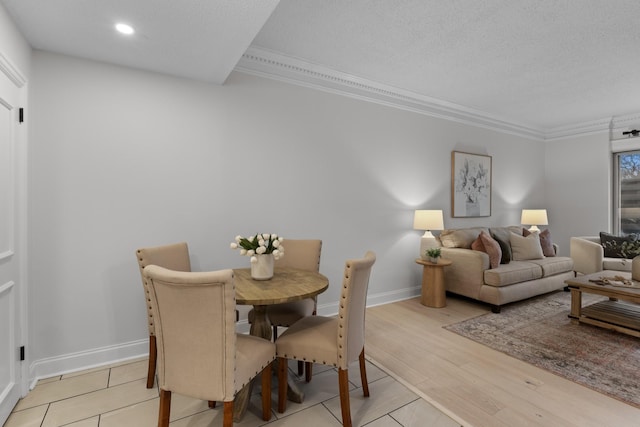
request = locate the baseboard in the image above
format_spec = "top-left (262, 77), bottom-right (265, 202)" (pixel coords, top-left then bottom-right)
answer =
top-left (28, 287), bottom-right (421, 383)
top-left (28, 339), bottom-right (148, 389)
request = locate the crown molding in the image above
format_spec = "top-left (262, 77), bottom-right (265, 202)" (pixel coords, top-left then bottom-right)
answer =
top-left (236, 47), bottom-right (639, 142)
top-left (0, 52), bottom-right (26, 88)
top-left (543, 117), bottom-right (612, 141)
top-left (236, 47), bottom-right (545, 140)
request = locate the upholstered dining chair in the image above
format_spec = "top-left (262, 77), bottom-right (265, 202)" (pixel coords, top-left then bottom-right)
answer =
top-left (136, 242), bottom-right (192, 389)
top-left (143, 265), bottom-right (275, 427)
top-left (275, 251), bottom-right (376, 427)
top-left (248, 239), bottom-right (322, 381)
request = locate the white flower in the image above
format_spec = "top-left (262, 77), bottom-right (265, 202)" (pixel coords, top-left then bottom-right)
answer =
top-left (250, 256), bottom-right (258, 263)
top-left (273, 249), bottom-right (281, 258)
top-left (230, 233), bottom-right (285, 259)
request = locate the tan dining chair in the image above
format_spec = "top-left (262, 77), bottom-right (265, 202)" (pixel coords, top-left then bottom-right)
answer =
top-left (275, 251), bottom-right (376, 427)
top-left (144, 265), bottom-right (275, 427)
top-left (248, 239), bottom-right (321, 381)
top-left (136, 242), bottom-right (192, 389)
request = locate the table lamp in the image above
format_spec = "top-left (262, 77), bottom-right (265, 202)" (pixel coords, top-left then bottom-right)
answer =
top-left (521, 209), bottom-right (548, 232)
top-left (413, 210), bottom-right (444, 259)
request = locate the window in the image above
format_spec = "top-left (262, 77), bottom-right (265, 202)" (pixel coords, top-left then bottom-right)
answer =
top-left (614, 150), bottom-right (640, 234)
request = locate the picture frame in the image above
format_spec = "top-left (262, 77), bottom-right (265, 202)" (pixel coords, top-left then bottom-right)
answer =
top-left (451, 151), bottom-right (492, 217)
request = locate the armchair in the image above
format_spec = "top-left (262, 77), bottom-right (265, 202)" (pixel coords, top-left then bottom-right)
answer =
top-left (570, 236), bottom-right (632, 275)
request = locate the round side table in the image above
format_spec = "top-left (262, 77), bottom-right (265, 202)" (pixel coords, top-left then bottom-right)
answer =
top-left (415, 258), bottom-right (452, 308)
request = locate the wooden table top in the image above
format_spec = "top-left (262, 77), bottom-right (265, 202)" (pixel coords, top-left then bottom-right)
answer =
top-left (233, 267), bottom-right (329, 306)
top-left (565, 270), bottom-right (640, 298)
top-left (415, 258), bottom-right (452, 267)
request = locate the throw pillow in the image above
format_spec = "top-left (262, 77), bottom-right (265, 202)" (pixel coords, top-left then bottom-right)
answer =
top-left (479, 231), bottom-right (502, 269)
top-left (523, 228), bottom-right (555, 257)
top-left (439, 227), bottom-right (489, 249)
top-left (492, 235), bottom-right (512, 264)
top-left (471, 235), bottom-right (486, 252)
top-left (510, 231), bottom-right (544, 260)
top-left (599, 232), bottom-right (640, 258)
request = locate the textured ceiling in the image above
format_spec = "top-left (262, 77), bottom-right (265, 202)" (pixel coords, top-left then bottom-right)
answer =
top-left (3, 0), bottom-right (640, 136)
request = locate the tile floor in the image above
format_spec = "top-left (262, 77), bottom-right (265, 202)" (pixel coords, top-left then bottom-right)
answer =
top-left (5, 357), bottom-right (461, 427)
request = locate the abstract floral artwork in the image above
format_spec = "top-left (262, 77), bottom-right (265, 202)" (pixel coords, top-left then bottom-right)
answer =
top-left (451, 151), bottom-right (492, 217)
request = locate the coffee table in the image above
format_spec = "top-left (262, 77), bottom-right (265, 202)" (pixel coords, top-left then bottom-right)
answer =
top-left (565, 270), bottom-right (640, 337)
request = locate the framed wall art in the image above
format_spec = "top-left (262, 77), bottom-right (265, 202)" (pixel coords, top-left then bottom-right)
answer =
top-left (451, 151), bottom-right (492, 217)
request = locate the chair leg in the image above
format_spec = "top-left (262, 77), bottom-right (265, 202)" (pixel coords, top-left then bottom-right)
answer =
top-left (297, 360), bottom-right (304, 376)
top-left (223, 401), bottom-right (233, 427)
top-left (305, 361), bottom-right (312, 383)
top-left (147, 335), bottom-right (157, 388)
top-left (273, 325), bottom-right (278, 341)
top-left (158, 389), bottom-right (171, 427)
top-left (359, 348), bottom-right (370, 397)
top-left (277, 357), bottom-right (288, 413)
top-left (338, 368), bottom-right (352, 427)
top-left (208, 400), bottom-right (216, 408)
top-left (261, 363), bottom-right (272, 421)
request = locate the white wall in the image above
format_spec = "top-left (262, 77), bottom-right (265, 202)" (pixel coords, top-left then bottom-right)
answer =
top-left (29, 50), bottom-right (550, 379)
top-left (545, 132), bottom-right (611, 255)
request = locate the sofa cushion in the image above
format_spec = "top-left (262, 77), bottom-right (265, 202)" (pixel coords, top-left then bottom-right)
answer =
top-left (440, 227), bottom-right (489, 249)
top-left (526, 256), bottom-right (573, 277)
top-left (524, 228), bottom-right (555, 257)
top-left (484, 261), bottom-right (542, 287)
top-left (510, 231), bottom-right (544, 260)
top-left (538, 229), bottom-right (556, 257)
top-left (493, 235), bottom-right (512, 264)
top-left (599, 232), bottom-right (640, 258)
top-left (471, 234), bottom-right (485, 252)
top-left (489, 226), bottom-right (522, 243)
top-left (479, 231), bottom-right (501, 269)
top-left (603, 257), bottom-right (633, 272)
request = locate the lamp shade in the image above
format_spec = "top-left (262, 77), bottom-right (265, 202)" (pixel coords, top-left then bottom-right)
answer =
top-left (413, 210), bottom-right (444, 231)
top-left (521, 209), bottom-right (548, 226)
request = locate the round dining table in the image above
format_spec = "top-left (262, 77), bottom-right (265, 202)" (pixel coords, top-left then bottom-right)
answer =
top-left (232, 267), bottom-right (329, 421)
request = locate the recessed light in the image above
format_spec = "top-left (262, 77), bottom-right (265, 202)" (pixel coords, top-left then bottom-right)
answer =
top-left (115, 23), bottom-right (135, 35)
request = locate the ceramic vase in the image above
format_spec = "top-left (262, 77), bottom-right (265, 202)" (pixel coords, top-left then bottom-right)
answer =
top-left (251, 253), bottom-right (274, 280)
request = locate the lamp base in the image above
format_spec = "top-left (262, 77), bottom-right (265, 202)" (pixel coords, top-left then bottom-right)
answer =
top-left (528, 225), bottom-right (541, 232)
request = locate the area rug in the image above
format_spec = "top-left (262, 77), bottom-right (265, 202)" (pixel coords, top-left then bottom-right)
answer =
top-left (444, 291), bottom-right (640, 408)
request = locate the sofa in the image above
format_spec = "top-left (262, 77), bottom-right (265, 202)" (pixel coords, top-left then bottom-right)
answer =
top-left (570, 234), bottom-right (636, 275)
top-left (436, 226), bottom-right (574, 312)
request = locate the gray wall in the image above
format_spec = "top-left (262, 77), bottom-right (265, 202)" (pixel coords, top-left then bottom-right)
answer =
top-left (545, 133), bottom-right (612, 255)
top-left (25, 48), bottom-right (617, 380)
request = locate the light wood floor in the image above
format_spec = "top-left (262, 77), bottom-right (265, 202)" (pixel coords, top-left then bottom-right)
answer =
top-left (364, 295), bottom-right (640, 427)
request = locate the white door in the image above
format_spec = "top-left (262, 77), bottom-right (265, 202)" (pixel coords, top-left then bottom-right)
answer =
top-left (0, 60), bottom-right (26, 424)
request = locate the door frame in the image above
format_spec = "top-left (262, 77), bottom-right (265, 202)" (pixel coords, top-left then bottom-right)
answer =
top-left (0, 49), bottom-right (29, 424)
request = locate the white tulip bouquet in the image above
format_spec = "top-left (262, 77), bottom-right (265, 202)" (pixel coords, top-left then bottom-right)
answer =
top-left (230, 233), bottom-right (284, 263)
